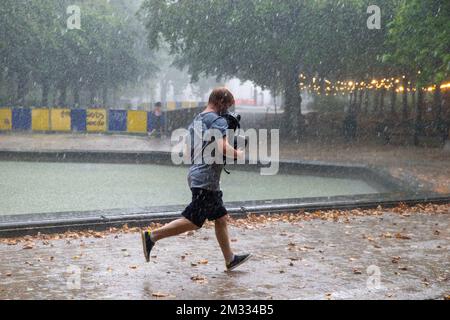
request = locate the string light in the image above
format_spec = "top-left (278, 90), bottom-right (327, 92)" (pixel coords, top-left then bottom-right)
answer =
top-left (298, 74), bottom-right (450, 94)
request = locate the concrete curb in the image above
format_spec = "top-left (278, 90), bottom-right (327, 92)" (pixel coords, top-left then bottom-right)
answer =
top-left (1, 192), bottom-right (448, 237)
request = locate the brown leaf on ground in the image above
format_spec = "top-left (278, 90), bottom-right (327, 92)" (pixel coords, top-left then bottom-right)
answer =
top-left (152, 292), bottom-right (174, 298)
top-left (353, 268), bottom-right (362, 275)
top-left (191, 275), bottom-right (208, 284)
top-left (129, 265), bottom-right (138, 270)
top-left (391, 256), bottom-right (401, 264)
top-left (198, 259), bottom-right (208, 265)
top-left (3, 239), bottom-right (20, 246)
top-left (22, 242), bottom-right (35, 250)
top-left (395, 233), bottom-right (411, 240)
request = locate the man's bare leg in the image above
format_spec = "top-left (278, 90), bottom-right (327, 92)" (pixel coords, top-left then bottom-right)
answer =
top-left (151, 218), bottom-right (199, 242)
top-left (214, 215), bottom-right (234, 264)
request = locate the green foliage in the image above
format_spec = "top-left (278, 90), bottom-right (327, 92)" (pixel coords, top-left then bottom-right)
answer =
top-left (388, 0), bottom-right (450, 85)
top-left (0, 0), bottom-right (155, 106)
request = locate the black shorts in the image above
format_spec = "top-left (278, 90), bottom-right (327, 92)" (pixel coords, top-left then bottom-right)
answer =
top-left (181, 188), bottom-right (228, 228)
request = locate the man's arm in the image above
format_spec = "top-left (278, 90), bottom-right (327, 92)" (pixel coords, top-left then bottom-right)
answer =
top-left (216, 137), bottom-right (244, 160)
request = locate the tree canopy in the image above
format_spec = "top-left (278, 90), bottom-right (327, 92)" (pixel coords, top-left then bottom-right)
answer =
top-left (140, 0), bottom-right (449, 132)
top-left (0, 0), bottom-right (155, 107)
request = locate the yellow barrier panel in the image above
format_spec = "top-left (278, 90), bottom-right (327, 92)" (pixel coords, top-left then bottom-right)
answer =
top-left (166, 101), bottom-right (176, 111)
top-left (181, 101), bottom-right (191, 109)
top-left (32, 109), bottom-right (50, 131)
top-left (51, 108), bottom-right (71, 132)
top-left (0, 108), bottom-right (12, 130)
top-left (127, 110), bottom-right (147, 133)
top-left (190, 101), bottom-right (198, 108)
top-left (86, 109), bottom-right (107, 132)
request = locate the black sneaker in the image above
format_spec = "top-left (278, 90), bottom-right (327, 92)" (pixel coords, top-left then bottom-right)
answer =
top-left (226, 254), bottom-right (252, 271)
top-left (141, 231), bottom-right (155, 262)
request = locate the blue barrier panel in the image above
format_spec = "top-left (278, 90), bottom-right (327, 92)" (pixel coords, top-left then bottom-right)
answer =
top-left (176, 102), bottom-right (182, 109)
top-left (71, 109), bottom-right (86, 132)
top-left (148, 112), bottom-right (166, 132)
top-left (12, 108), bottom-right (31, 131)
top-left (148, 112), bottom-right (153, 131)
top-left (108, 110), bottom-right (127, 132)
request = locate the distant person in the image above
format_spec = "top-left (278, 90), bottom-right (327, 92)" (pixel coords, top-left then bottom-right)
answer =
top-left (141, 88), bottom-right (252, 271)
top-left (149, 102), bottom-right (165, 138)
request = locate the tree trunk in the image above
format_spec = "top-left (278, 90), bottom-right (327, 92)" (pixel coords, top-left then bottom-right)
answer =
top-left (357, 89), bottom-right (363, 114)
top-left (89, 88), bottom-right (96, 107)
top-left (73, 85), bottom-right (81, 108)
top-left (402, 78), bottom-right (408, 121)
top-left (414, 89), bottom-right (424, 146)
top-left (434, 84), bottom-right (442, 123)
top-left (16, 72), bottom-right (29, 106)
top-left (379, 88), bottom-right (385, 115)
top-left (364, 89), bottom-right (369, 114)
top-left (390, 84), bottom-right (397, 116)
top-left (373, 90), bottom-right (380, 114)
top-left (282, 67), bottom-right (302, 138)
top-left (41, 80), bottom-right (50, 107)
top-left (160, 79), bottom-right (168, 103)
top-left (58, 83), bottom-right (67, 107)
top-left (102, 86), bottom-right (108, 107)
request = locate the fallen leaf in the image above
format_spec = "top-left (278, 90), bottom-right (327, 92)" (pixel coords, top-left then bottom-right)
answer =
top-left (191, 275), bottom-right (208, 284)
top-left (395, 233), bottom-right (411, 240)
top-left (353, 268), bottom-right (362, 275)
top-left (391, 256), bottom-right (401, 264)
top-left (152, 292), bottom-right (174, 298)
top-left (22, 242), bottom-right (35, 250)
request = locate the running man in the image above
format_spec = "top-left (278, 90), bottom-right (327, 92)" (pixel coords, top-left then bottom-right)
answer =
top-left (141, 87), bottom-right (252, 271)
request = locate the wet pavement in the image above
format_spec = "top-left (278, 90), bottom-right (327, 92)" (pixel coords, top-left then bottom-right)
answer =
top-left (0, 133), bottom-right (172, 152)
top-left (0, 210), bottom-right (448, 300)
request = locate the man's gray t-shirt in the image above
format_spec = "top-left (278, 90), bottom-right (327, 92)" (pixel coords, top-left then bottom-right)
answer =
top-left (187, 112), bottom-right (228, 191)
